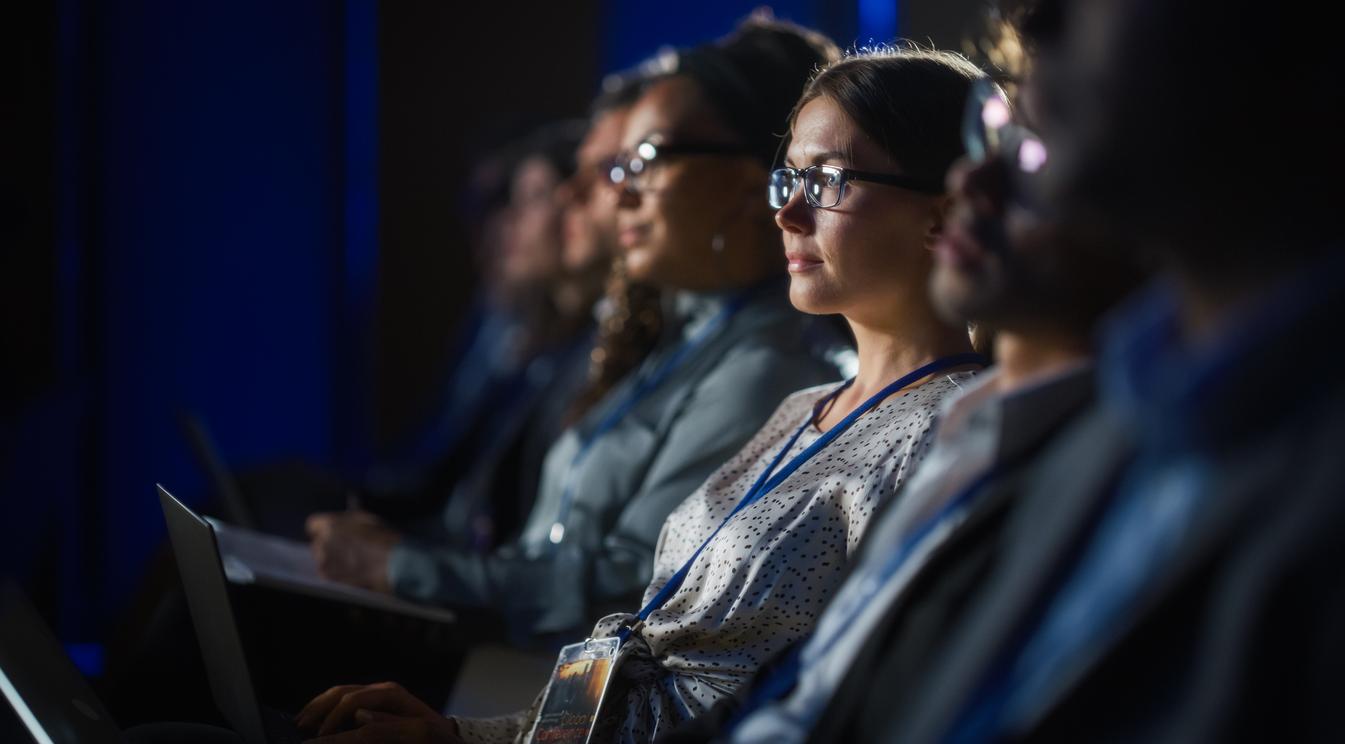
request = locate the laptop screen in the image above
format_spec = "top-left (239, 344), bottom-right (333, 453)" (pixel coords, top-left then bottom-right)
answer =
top-left (0, 582), bottom-right (124, 744)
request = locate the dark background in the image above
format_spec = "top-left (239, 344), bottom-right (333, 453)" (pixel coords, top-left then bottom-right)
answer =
top-left (1, 0), bottom-right (981, 680)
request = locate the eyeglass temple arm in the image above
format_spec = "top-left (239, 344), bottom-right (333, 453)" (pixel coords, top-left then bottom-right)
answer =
top-left (846, 169), bottom-right (945, 194)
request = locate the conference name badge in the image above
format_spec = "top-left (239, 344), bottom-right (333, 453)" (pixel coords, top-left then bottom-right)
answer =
top-left (524, 637), bottom-right (620, 744)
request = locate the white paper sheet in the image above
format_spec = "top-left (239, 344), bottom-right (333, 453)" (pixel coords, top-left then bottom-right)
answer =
top-left (207, 518), bottom-right (457, 625)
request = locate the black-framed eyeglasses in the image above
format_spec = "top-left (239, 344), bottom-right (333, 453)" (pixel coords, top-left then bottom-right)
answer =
top-left (768, 164), bottom-right (944, 210)
top-left (606, 139), bottom-right (754, 192)
top-left (963, 77), bottom-right (1049, 175)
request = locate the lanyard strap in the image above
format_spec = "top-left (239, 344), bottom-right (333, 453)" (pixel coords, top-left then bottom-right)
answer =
top-left (548, 287), bottom-right (763, 545)
top-left (727, 394), bottom-right (1074, 728)
top-left (618, 352), bottom-right (987, 641)
top-left (728, 465), bottom-right (1002, 725)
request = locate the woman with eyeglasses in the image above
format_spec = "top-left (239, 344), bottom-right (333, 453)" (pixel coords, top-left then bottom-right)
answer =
top-left (291, 45), bottom-right (988, 744)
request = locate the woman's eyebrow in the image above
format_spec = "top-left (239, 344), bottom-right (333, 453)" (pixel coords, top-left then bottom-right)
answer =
top-left (784, 149), bottom-right (849, 168)
top-left (809, 150), bottom-right (847, 164)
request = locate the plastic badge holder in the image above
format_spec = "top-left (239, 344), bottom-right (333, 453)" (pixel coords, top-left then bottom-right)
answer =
top-left (525, 637), bottom-right (621, 744)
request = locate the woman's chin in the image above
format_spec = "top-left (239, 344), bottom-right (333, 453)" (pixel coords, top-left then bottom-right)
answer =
top-left (787, 280), bottom-right (841, 316)
top-left (622, 249), bottom-right (657, 282)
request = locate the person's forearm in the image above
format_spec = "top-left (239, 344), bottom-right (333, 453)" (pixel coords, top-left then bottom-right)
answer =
top-left (387, 539), bottom-right (494, 607)
top-left (388, 538), bottom-right (621, 640)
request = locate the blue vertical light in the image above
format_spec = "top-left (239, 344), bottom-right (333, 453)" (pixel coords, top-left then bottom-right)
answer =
top-left (340, 0), bottom-right (379, 472)
top-left (858, 0), bottom-right (899, 44)
top-left (92, 0), bottom-right (341, 624)
top-left (55, 0), bottom-right (87, 382)
top-left (54, 0), bottom-right (93, 647)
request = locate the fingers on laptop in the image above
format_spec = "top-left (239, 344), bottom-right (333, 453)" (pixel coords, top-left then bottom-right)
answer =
top-left (296, 681), bottom-right (438, 737)
top-left (306, 513), bottom-right (336, 540)
top-left (295, 684), bottom-right (364, 732)
top-left (306, 710), bottom-right (465, 743)
top-left (303, 713), bottom-right (464, 743)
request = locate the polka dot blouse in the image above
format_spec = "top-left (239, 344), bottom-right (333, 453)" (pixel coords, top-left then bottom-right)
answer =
top-left (454, 372), bottom-right (976, 744)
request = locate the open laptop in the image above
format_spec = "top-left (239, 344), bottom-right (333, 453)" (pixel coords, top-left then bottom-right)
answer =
top-left (158, 485), bottom-right (305, 744)
top-left (161, 482), bottom-right (457, 624)
top-left (0, 581), bottom-right (125, 744)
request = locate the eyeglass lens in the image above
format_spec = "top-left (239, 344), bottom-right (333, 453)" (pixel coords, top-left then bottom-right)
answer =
top-left (769, 167), bottom-right (845, 209)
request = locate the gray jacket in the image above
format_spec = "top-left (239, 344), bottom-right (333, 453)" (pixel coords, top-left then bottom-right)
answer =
top-left (388, 284), bottom-right (846, 641)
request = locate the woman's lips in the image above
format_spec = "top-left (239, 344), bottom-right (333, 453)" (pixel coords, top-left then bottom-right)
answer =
top-left (618, 225), bottom-right (650, 249)
top-left (786, 252), bottom-right (823, 273)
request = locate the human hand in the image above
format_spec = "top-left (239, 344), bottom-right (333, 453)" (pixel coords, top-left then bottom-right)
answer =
top-left (306, 509), bottom-right (401, 593)
top-left (296, 681), bottom-right (463, 743)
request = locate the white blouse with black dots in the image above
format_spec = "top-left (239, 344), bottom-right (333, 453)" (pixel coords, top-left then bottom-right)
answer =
top-left (453, 372), bottom-right (976, 744)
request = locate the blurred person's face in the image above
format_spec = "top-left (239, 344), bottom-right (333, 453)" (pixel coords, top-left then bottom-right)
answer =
top-left (613, 77), bottom-right (767, 290)
top-left (932, 72), bottom-right (1144, 333)
top-left (775, 96), bottom-right (948, 327)
top-left (932, 77), bottom-right (1058, 326)
top-left (559, 108), bottom-right (628, 272)
top-left (498, 156), bottom-right (565, 289)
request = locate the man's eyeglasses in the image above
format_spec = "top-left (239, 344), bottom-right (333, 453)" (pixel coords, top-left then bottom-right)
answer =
top-left (963, 77), bottom-right (1048, 175)
top-left (606, 139), bottom-right (753, 193)
top-left (767, 165), bottom-right (944, 210)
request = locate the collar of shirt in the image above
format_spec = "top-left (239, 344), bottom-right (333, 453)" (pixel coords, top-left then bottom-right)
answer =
top-left (1098, 248), bottom-right (1345, 455)
top-left (669, 287), bottom-right (732, 340)
top-left (932, 362), bottom-right (1095, 469)
top-left (666, 279), bottom-right (789, 342)
top-left (996, 361), bottom-right (1095, 464)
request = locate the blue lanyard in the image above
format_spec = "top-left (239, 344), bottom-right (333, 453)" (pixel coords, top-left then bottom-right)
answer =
top-left (618, 352), bottom-right (987, 642)
top-left (728, 465), bottom-right (1002, 725)
top-left (547, 288), bottom-right (762, 545)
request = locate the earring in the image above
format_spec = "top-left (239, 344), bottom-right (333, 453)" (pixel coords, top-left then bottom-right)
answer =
top-left (711, 233), bottom-right (725, 253)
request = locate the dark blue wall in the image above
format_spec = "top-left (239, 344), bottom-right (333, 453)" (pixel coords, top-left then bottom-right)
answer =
top-left (88, 0), bottom-right (373, 624)
top-left (10, 0), bottom-right (380, 650)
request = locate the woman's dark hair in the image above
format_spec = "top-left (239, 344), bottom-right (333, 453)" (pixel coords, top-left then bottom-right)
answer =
top-left (466, 119), bottom-right (586, 223)
top-left (565, 259), bottom-right (664, 425)
top-left (667, 15), bottom-right (841, 167)
top-left (793, 49), bottom-right (986, 186)
top-left (592, 66), bottom-right (651, 120)
top-left (507, 119), bottom-right (587, 182)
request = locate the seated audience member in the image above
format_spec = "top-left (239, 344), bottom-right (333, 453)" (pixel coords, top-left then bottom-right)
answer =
top-left (306, 83), bottom-right (645, 599)
top-left (560, 69), bottom-right (674, 443)
top-left (291, 42), bottom-right (990, 744)
top-left (767, 1), bottom-right (1345, 742)
top-left (311, 18), bottom-right (848, 645)
top-left (229, 120), bottom-right (595, 545)
top-left (405, 120), bottom-right (604, 546)
top-left (658, 5), bottom-right (1153, 741)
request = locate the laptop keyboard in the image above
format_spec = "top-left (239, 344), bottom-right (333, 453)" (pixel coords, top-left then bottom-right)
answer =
top-left (260, 707), bottom-right (304, 744)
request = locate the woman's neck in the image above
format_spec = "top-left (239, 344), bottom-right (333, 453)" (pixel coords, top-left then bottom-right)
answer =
top-left (814, 316), bottom-right (974, 432)
top-left (847, 317), bottom-right (976, 397)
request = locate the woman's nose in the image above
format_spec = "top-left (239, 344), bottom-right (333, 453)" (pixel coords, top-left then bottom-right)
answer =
top-left (774, 186), bottom-right (813, 234)
top-left (615, 183), bottom-right (642, 210)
